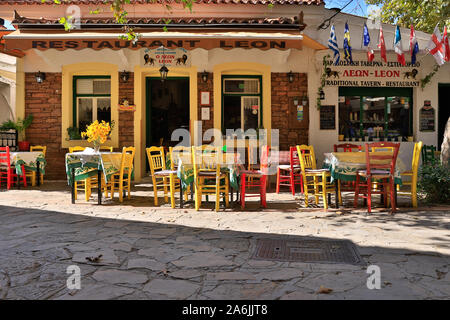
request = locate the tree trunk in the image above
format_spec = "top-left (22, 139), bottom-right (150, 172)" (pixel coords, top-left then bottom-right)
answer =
top-left (441, 116), bottom-right (450, 166)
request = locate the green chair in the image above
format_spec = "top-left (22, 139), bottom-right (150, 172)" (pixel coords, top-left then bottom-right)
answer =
top-left (421, 145), bottom-right (438, 165)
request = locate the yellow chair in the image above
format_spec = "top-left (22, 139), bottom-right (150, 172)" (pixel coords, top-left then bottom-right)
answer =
top-left (398, 141), bottom-right (423, 207)
top-left (69, 146), bottom-right (86, 153)
top-left (192, 145), bottom-right (229, 212)
top-left (147, 146), bottom-right (180, 208)
top-left (110, 147), bottom-right (135, 202)
top-left (296, 145), bottom-right (338, 210)
top-left (27, 145), bottom-right (47, 186)
top-left (169, 146), bottom-right (191, 202)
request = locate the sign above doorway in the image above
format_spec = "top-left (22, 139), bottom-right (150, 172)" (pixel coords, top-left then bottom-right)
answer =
top-left (142, 46), bottom-right (190, 68)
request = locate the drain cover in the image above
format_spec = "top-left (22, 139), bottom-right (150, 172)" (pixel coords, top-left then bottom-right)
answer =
top-left (252, 238), bottom-right (364, 265)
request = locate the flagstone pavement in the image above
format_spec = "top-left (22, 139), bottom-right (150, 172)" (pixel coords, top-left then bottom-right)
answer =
top-left (0, 181), bottom-right (449, 300)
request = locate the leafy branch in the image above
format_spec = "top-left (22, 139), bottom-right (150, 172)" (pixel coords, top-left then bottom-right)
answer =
top-left (420, 64), bottom-right (440, 89)
top-left (316, 54), bottom-right (330, 110)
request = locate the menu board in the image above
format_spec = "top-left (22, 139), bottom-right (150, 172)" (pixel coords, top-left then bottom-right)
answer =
top-left (320, 105), bottom-right (335, 130)
top-left (419, 106), bottom-right (435, 132)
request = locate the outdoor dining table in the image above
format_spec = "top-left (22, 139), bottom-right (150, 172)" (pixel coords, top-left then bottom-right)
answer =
top-left (175, 152), bottom-right (243, 208)
top-left (9, 151), bottom-right (46, 188)
top-left (65, 149), bottom-right (122, 205)
top-left (323, 151), bottom-right (403, 209)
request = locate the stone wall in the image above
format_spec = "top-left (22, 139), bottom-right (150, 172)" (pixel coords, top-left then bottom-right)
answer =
top-left (271, 72), bottom-right (309, 150)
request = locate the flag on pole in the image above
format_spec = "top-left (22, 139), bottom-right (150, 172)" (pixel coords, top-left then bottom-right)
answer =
top-left (427, 24), bottom-right (445, 65)
top-left (442, 25), bottom-right (450, 62)
top-left (378, 25), bottom-right (387, 63)
top-left (363, 23), bottom-right (375, 62)
top-left (394, 25), bottom-right (406, 66)
top-left (328, 25), bottom-right (340, 65)
top-left (410, 24), bottom-right (419, 65)
top-left (343, 22), bottom-right (353, 64)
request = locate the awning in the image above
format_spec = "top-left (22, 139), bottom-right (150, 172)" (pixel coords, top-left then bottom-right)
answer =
top-left (4, 30), bottom-right (325, 51)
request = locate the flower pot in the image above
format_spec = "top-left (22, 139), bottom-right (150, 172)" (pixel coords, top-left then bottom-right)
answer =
top-left (18, 141), bottom-right (30, 151)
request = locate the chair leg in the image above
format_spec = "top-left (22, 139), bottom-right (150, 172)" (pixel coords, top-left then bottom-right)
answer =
top-left (215, 179), bottom-right (220, 212)
top-left (85, 179), bottom-right (91, 202)
top-left (354, 176), bottom-right (359, 208)
top-left (240, 174), bottom-right (246, 209)
top-left (31, 172), bottom-right (36, 187)
top-left (22, 166), bottom-right (27, 187)
top-left (367, 177), bottom-right (372, 213)
top-left (127, 177), bottom-right (131, 199)
top-left (276, 168), bottom-right (280, 194)
top-left (290, 171), bottom-right (295, 196)
top-left (322, 176), bottom-right (328, 211)
top-left (390, 180), bottom-right (396, 213)
top-left (261, 175), bottom-right (267, 208)
top-left (110, 177), bottom-right (115, 199)
top-left (194, 183), bottom-right (200, 211)
top-left (338, 180), bottom-right (343, 205)
top-left (169, 174), bottom-right (176, 209)
top-left (313, 176), bottom-right (319, 204)
top-left (119, 178), bottom-right (124, 203)
top-left (225, 176), bottom-right (229, 208)
top-left (163, 177), bottom-right (169, 203)
top-left (152, 177), bottom-right (158, 206)
top-left (412, 185), bottom-right (417, 208)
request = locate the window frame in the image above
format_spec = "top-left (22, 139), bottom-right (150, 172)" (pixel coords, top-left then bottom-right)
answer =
top-left (221, 75), bottom-right (263, 134)
top-left (338, 87), bottom-right (413, 139)
top-left (72, 75), bottom-right (111, 128)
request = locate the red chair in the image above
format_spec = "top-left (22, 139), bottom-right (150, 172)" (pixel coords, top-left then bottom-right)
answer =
top-left (354, 142), bottom-right (400, 213)
top-left (276, 147), bottom-right (303, 195)
top-left (334, 143), bottom-right (362, 152)
top-left (240, 145), bottom-right (269, 209)
top-left (0, 146), bottom-right (27, 189)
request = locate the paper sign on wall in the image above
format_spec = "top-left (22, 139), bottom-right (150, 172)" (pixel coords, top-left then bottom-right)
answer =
top-left (142, 46), bottom-right (190, 67)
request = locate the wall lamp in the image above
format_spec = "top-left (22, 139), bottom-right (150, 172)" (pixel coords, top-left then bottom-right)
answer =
top-left (159, 65), bottom-right (169, 82)
top-left (201, 70), bottom-right (208, 83)
top-left (288, 71), bottom-right (294, 83)
top-left (319, 89), bottom-right (325, 100)
top-left (121, 70), bottom-right (130, 82)
top-left (35, 71), bottom-right (45, 83)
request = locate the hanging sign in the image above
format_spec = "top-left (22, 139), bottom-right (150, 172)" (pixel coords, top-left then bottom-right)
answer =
top-left (142, 46), bottom-right (190, 67)
top-left (419, 100), bottom-right (435, 132)
top-left (323, 55), bottom-right (420, 87)
top-left (297, 105), bottom-right (304, 121)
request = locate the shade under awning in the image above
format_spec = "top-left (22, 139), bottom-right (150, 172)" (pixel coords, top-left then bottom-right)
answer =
top-left (3, 30), bottom-right (325, 51)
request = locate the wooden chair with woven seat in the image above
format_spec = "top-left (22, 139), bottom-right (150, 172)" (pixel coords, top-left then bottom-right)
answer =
top-left (296, 145), bottom-right (337, 210)
top-left (26, 145), bottom-right (47, 186)
top-left (398, 141), bottom-right (423, 207)
top-left (354, 142), bottom-right (400, 213)
top-left (68, 146), bottom-right (90, 201)
top-left (110, 147), bottom-right (135, 202)
top-left (333, 143), bottom-right (362, 204)
top-left (240, 145), bottom-right (269, 209)
top-left (147, 146), bottom-right (180, 208)
top-left (192, 145), bottom-right (229, 212)
top-left (276, 147), bottom-right (303, 196)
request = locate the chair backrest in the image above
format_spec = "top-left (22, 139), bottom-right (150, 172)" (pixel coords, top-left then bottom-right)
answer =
top-left (169, 146), bottom-right (192, 169)
top-left (412, 141), bottom-right (424, 178)
top-left (289, 146), bottom-right (300, 169)
top-left (296, 145), bottom-right (316, 171)
top-left (69, 146), bottom-right (86, 153)
top-left (421, 144), bottom-right (437, 165)
top-left (365, 142), bottom-right (400, 176)
top-left (100, 146), bottom-right (113, 152)
top-left (120, 146), bottom-right (135, 177)
top-left (334, 143), bottom-right (362, 152)
top-left (260, 145), bottom-right (270, 175)
top-left (146, 146), bottom-right (165, 175)
top-left (371, 146), bottom-right (394, 152)
top-left (30, 145), bottom-right (47, 156)
top-left (191, 145), bottom-right (221, 178)
top-left (0, 146), bottom-right (11, 169)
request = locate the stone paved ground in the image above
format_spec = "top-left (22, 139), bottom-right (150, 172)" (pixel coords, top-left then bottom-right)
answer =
top-left (0, 181), bottom-right (449, 300)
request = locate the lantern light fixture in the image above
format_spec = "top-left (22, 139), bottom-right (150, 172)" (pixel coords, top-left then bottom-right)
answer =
top-left (121, 70), bottom-right (130, 82)
top-left (35, 71), bottom-right (45, 83)
top-left (288, 71), bottom-right (294, 83)
top-left (159, 65), bottom-right (169, 82)
top-left (319, 89), bottom-right (325, 100)
top-left (201, 70), bottom-right (208, 82)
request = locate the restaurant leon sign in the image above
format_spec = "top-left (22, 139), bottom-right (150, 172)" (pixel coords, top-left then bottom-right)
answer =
top-left (323, 59), bottom-right (420, 87)
top-left (5, 38), bottom-right (298, 51)
top-left (142, 47), bottom-right (190, 67)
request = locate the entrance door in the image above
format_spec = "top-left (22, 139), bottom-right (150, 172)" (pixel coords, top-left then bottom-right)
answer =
top-left (438, 84), bottom-right (450, 150)
top-left (146, 77), bottom-right (190, 149)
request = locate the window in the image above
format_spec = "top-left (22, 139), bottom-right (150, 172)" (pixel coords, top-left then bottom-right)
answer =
top-left (222, 76), bottom-right (262, 137)
top-left (338, 87), bottom-right (412, 141)
top-left (73, 76), bottom-right (111, 133)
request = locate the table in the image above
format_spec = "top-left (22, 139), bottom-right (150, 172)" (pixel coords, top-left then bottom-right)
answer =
top-left (175, 152), bottom-right (243, 208)
top-left (65, 150), bottom-right (122, 204)
top-left (323, 152), bottom-right (403, 209)
top-left (10, 151), bottom-right (46, 188)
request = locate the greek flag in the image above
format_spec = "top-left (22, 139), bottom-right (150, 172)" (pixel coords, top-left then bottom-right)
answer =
top-left (328, 24), bottom-right (340, 65)
top-left (343, 22), bottom-right (353, 64)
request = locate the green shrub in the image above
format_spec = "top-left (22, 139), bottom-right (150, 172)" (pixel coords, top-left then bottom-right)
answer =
top-left (417, 163), bottom-right (450, 204)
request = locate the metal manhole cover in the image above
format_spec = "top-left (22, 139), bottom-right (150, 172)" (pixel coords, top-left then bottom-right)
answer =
top-left (252, 238), bottom-right (364, 265)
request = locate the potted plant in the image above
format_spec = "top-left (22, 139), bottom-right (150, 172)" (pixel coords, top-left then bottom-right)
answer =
top-left (67, 126), bottom-right (82, 140)
top-left (0, 114), bottom-right (34, 151)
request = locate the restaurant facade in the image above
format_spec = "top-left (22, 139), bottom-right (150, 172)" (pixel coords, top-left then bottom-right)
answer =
top-left (0, 0), bottom-right (448, 181)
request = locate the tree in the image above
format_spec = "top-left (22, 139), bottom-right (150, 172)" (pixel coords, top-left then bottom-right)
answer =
top-left (366, 0), bottom-right (450, 33)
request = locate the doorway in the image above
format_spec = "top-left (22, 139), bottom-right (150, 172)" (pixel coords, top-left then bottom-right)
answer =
top-left (146, 77), bottom-right (190, 149)
top-left (438, 84), bottom-right (450, 150)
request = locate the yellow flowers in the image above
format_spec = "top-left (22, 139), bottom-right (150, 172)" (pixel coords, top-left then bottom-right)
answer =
top-left (81, 120), bottom-right (112, 146)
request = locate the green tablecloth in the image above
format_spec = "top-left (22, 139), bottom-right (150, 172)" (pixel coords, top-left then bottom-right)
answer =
top-left (323, 152), bottom-right (402, 185)
top-left (65, 151), bottom-right (122, 185)
top-left (10, 151), bottom-right (46, 175)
